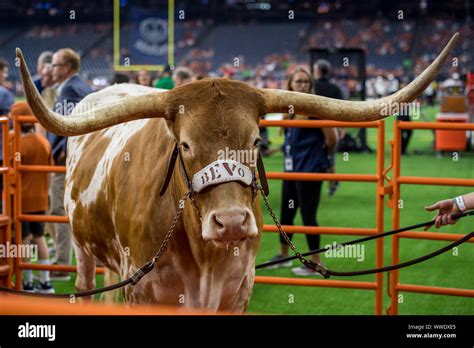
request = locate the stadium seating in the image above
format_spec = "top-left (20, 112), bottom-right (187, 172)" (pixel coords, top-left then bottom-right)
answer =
top-left (198, 22), bottom-right (309, 69)
top-left (1, 24), bottom-right (110, 81)
top-left (0, 17), bottom-right (470, 90)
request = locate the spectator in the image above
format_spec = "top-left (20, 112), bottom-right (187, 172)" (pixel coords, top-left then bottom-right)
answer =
top-left (48, 48), bottom-right (92, 280)
top-left (154, 65), bottom-right (174, 90)
top-left (0, 58), bottom-right (13, 116)
top-left (423, 81), bottom-right (437, 107)
top-left (194, 74), bottom-right (207, 81)
top-left (12, 102), bottom-right (55, 293)
top-left (35, 54), bottom-right (58, 245)
top-left (33, 51), bottom-right (53, 94)
top-left (397, 80), bottom-right (413, 155)
top-left (424, 193), bottom-right (474, 230)
top-left (441, 73), bottom-right (464, 96)
top-left (0, 58), bottom-right (14, 209)
top-left (137, 69), bottom-right (152, 87)
top-left (358, 73), bottom-right (375, 152)
top-left (267, 67), bottom-right (338, 276)
top-left (313, 59), bottom-right (343, 196)
top-left (111, 72), bottom-right (130, 85)
top-left (173, 67), bottom-right (193, 87)
top-left (35, 55), bottom-right (57, 137)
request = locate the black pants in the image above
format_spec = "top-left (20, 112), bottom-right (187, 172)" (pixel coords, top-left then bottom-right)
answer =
top-left (358, 128), bottom-right (371, 152)
top-left (22, 211), bottom-right (46, 238)
top-left (398, 115), bottom-right (412, 154)
top-left (279, 180), bottom-right (322, 250)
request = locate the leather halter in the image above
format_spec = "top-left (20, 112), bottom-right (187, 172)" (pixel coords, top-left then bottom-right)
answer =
top-left (160, 142), bottom-right (269, 197)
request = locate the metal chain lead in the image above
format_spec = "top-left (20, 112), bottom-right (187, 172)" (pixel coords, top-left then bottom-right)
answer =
top-left (189, 192), bottom-right (203, 220)
top-left (131, 191), bottom-right (190, 285)
top-left (133, 183), bottom-right (330, 286)
top-left (258, 185), bottom-right (329, 277)
top-left (152, 191), bottom-right (190, 263)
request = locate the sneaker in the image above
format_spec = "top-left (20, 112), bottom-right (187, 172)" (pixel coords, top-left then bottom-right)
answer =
top-left (23, 282), bottom-right (35, 292)
top-left (265, 254), bottom-right (293, 270)
top-left (291, 266), bottom-right (324, 277)
top-left (49, 271), bottom-right (71, 281)
top-left (328, 181), bottom-right (340, 197)
top-left (35, 281), bottom-right (55, 294)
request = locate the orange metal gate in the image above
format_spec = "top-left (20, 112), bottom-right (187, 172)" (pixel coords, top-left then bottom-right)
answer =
top-left (11, 115), bottom-right (105, 292)
top-left (0, 116), bottom-right (12, 287)
top-left (257, 119), bottom-right (386, 314)
top-left (387, 120), bottom-right (474, 315)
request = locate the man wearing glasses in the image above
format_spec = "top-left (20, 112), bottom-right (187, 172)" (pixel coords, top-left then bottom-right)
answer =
top-left (48, 48), bottom-right (92, 280)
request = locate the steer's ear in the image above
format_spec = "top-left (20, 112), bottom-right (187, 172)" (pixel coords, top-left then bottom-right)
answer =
top-left (164, 119), bottom-right (178, 140)
top-left (164, 105), bottom-right (178, 123)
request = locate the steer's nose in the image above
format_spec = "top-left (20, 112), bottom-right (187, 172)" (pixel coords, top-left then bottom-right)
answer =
top-left (210, 209), bottom-right (252, 241)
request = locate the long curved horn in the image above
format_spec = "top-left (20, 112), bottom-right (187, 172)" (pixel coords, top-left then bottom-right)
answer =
top-left (262, 33), bottom-right (459, 121)
top-left (16, 48), bottom-right (168, 136)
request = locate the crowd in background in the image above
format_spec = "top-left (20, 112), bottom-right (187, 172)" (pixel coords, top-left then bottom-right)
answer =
top-left (1, 15), bottom-right (471, 97)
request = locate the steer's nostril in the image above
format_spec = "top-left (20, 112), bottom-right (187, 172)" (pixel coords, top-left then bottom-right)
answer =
top-left (210, 209), bottom-right (250, 242)
top-left (242, 211), bottom-right (250, 227)
top-left (213, 213), bottom-right (224, 229)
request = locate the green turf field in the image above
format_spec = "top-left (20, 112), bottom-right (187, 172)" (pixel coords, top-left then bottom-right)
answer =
top-left (29, 104), bottom-right (474, 314)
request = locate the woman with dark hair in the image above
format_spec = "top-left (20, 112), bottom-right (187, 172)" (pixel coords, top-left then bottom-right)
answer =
top-left (268, 67), bottom-right (338, 276)
top-left (137, 69), bottom-right (152, 87)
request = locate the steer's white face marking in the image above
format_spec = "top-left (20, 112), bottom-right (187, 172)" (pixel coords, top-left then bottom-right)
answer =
top-left (177, 117), bottom-right (261, 248)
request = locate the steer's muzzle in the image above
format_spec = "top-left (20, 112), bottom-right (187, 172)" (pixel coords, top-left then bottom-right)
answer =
top-left (204, 208), bottom-right (258, 246)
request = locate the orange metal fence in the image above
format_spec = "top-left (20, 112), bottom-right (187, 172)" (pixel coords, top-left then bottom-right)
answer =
top-left (0, 294), bottom-right (223, 315)
top-left (11, 115), bottom-right (105, 292)
top-left (0, 116), bottom-right (12, 287)
top-left (387, 120), bottom-right (474, 315)
top-left (258, 119), bottom-right (387, 315)
top-left (1, 114), bottom-right (473, 315)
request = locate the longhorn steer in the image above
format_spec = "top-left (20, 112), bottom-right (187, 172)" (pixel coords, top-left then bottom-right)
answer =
top-left (16, 33), bottom-right (458, 312)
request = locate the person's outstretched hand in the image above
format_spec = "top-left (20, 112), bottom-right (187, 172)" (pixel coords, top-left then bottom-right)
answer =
top-left (424, 199), bottom-right (460, 231)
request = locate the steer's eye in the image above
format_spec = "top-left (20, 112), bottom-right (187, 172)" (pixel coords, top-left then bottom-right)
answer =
top-left (253, 138), bottom-right (261, 147)
top-left (181, 142), bottom-right (190, 151)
